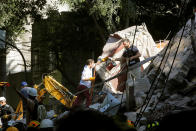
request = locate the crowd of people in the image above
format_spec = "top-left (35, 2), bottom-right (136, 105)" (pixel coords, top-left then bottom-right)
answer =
top-left (0, 81), bottom-right (54, 131)
top-left (0, 87), bottom-right (137, 131)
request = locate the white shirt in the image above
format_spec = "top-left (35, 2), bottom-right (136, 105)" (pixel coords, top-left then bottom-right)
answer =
top-left (80, 65), bottom-right (93, 88)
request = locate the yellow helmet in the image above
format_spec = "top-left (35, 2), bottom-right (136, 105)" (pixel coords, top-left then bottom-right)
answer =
top-left (28, 120), bottom-right (40, 128)
top-left (6, 126), bottom-right (19, 131)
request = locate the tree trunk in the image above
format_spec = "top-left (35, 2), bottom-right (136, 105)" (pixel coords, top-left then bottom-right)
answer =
top-left (191, 9), bottom-right (196, 55)
top-left (0, 48), bottom-right (6, 97)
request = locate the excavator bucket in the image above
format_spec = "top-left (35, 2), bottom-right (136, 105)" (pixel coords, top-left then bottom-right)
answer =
top-left (43, 75), bottom-right (77, 108)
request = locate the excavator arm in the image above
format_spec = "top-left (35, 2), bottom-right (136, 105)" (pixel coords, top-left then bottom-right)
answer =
top-left (42, 75), bottom-right (77, 108)
top-left (15, 75), bottom-right (77, 120)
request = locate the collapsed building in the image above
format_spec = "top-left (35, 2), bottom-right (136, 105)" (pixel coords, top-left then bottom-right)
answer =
top-left (95, 23), bottom-right (165, 94)
top-left (89, 23), bottom-right (167, 114)
top-left (89, 12), bottom-right (196, 130)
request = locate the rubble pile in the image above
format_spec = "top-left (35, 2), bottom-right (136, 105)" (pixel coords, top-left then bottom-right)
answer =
top-left (124, 13), bottom-right (196, 131)
top-left (90, 13), bottom-right (196, 131)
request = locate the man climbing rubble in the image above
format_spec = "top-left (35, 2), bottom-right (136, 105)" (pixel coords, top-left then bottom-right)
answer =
top-left (113, 38), bottom-right (141, 110)
top-left (0, 97), bottom-right (14, 131)
top-left (113, 38), bottom-right (141, 86)
top-left (74, 59), bottom-right (96, 107)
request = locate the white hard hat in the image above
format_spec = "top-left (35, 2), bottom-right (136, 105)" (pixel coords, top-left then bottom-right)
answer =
top-left (28, 88), bottom-right (37, 97)
top-left (0, 97), bottom-right (6, 102)
top-left (40, 119), bottom-right (54, 128)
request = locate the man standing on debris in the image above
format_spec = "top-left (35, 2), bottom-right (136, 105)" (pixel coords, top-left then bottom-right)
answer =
top-left (113, 38), bottom-right (141, 110)
top-left (74, 59), bottom-right (95, 107)
top-left (114, 38), bottom-right (141, 83)
top-left (0, 97), bottom-right (14, 130)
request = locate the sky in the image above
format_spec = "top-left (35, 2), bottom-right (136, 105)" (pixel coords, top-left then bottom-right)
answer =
top-left (46, 0), bottom-right (70, 12)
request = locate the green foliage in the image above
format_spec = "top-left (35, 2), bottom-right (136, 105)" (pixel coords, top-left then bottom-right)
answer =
top-left (59, 0), bottom-right (192, 38)
top-left (0, 0), bottom-right (46, 41)
top-left (89, 0), bottom-right (121, 32)
top-left (60, 0), bottom-right (123, 33)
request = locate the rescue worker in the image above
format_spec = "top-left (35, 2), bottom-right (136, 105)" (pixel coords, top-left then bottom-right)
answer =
top-left (15, 88), bottom-right (39, 125)
top-left (74, 59), bottom-right (95, 107)
top-left (113, 38), bottom-right (141, 110)
top-left (5, 126), bottom-right (19, 131)
top-left (20, 81), bottom-right (32, 119)
top-left (26, 88), bottom-right (39, 125)
top-left (114, 38), bottom-right (141, 86)
top-left (0, 97), bottom-right (14, 131)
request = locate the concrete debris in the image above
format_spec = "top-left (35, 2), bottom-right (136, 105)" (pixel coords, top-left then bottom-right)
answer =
top-left (91, 13), bottom-right (196, 130)
top-left (96, 23), bottom-right (164, 94)
top-left (89, 93), bottom-right (121, 116)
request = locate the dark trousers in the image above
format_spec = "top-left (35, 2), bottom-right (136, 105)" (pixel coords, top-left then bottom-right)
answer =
top-left (74, 85), bottom-right (91, 107)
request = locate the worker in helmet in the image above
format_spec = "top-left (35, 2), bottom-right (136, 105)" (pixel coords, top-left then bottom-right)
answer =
top-left (5, 126), bottom-right (19, 131)
top-left (0, 97), bottom-right (14, 131)
top-left (20, 81), bottom-right (32, 119)
top-left (74, 59), bottom-right (96, 107)
top-left (15, 88), bottom-right (38, 125)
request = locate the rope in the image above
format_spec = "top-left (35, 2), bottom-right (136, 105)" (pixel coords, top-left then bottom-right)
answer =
top-left (151, 21), bottom-right (187, 113)
top-left (90, 67), bottom-right (96, 105)
top-left (134, 0), bottom-right (189, 126)
top-left (134, 47), bottom-right (171, 125)
top-left (131, 3), bottom-right (141, 50)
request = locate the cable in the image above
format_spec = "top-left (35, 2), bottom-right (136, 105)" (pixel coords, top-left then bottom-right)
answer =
top-left (134, 0), bottom-right (189, 126)
top-left (151, 21), bottom-right (187, 113)
top-left (134, 28), bottom-right (176, 126)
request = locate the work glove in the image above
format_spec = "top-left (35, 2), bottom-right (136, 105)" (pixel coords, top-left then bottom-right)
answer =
top-left (101, 57), bottom-right (108, 62)
top-left (89, 77), bottom-right (95, 81)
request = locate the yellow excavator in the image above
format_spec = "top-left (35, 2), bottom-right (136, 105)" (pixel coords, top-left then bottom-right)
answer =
top-left (14, 75), bottom-right (77, 120)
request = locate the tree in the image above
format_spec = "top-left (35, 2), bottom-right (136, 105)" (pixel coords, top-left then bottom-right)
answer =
top-left (0, 0), bottom-right (46, 87)
top-left (59, 0), bottom-right (196, 40)
top-left (0, 0), bottom-right (46, 41)
top-left (59, 0), bottom-right (135, 43)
